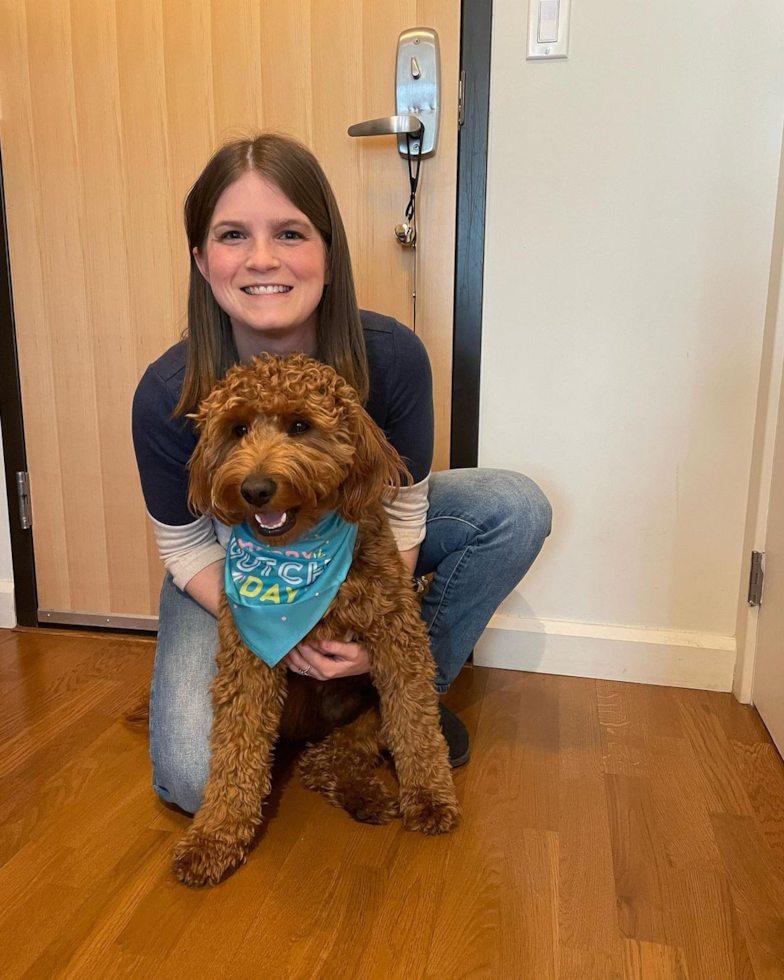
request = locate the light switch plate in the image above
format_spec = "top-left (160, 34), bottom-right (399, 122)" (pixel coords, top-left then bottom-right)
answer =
top-left (527, 0), bottom-right (571, 60)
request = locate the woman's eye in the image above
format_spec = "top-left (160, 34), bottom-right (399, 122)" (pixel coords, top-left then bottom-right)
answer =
top-left (289, 419), bottom-right (311, 435)
top-left (279, 230), bottom-right (303, 241)
top-left (218, 230), bottom-right (244, 241)
top-left (233, 424), bottom-right (248, 438)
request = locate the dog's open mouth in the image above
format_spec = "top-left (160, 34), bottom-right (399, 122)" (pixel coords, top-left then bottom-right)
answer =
top-left (252, 508), bottom-right (298, 537)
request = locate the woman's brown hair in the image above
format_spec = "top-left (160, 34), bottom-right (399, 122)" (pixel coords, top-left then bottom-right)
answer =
top-left (175, 133), bottom-right (368, 416)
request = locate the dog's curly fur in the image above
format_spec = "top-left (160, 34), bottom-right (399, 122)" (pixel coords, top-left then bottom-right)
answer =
top-left (171, 353), bottom-right (460, 887)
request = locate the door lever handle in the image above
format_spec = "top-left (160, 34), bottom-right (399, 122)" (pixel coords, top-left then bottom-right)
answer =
top-left (348, 114), bottom-right (424, 139)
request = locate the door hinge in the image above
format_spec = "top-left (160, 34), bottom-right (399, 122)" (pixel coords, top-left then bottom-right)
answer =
top-left (748, 550), bottom-right (765, 606)
top-left (16, 471), bottom-right (32, 530)
top-left (457, 69), bottom-right (466, 127)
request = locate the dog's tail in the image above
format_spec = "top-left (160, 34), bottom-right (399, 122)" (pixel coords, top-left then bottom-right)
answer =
top-left (123, 696), bottom-right (150, 732)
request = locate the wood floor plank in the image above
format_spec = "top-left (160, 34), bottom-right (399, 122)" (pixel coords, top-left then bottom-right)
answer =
top-left (19, 829), bottom-right (175, 980)
top-left (598, 682), bottom-right (651, 778)
top-left (645, 735), bottom-right (723, 873)
top-left (497, 669), bottom-right (560, 832)
top-left (731, 739), bottom-right (784, 873)
top-left (559, 947), bottom-right (625, 980)
top-left (0, 672), bottom-right (151, 816)
top-left (558, 676), bottom-right (623, 970)
top-left (667, 868), bottom-right (757, 980)
top-left (0, 635), bottom-right (152, 742)
top-left (425, 826), bottom-right (559, 980)
top-left (560, 773), bottom-right (625, 973)
top-left (706, 689), bottom-right (771, 745)
top-left (218, 798), bottom-right (399, 979)
top-left (55, 831), bottom-right (173, 980)
top-left (0, 712), bottom-right (149, 866)
top-left (675, 696), bottom-right (755, 817)
top-left (605, 772), bottom-right (676, 946)
top-left (711, 813), bottom-right (784, 979)
top-left (620, 939), bottom-right (690, 979)
top-left (559, 675), bottom-right (603, 781)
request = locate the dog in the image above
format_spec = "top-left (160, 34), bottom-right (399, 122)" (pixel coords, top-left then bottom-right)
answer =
top-left (171, 353), bottom-right (460, 886)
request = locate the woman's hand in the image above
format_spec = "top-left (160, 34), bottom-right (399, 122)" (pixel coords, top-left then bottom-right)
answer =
top-left (284, 634), bottom-right (370, 681)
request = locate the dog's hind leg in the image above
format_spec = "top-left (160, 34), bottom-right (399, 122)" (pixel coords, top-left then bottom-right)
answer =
top-left (298, 708), bottom-right (399, 825)
top-left (172, 600), bottom-right (287, 887)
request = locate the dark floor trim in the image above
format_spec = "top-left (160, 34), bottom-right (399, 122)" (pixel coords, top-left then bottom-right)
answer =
top-left (451, 0), bottom-right (493, 469)
top-left (0, 148), bottom-right (38, 627)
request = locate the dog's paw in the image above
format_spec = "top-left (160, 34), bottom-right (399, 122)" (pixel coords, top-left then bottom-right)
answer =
top-left (401, 794), bottom-right (461, 835)
top-left (172, 830), bottom-right (249, 887)
top-left (345, 792), bottom-right (400, 825)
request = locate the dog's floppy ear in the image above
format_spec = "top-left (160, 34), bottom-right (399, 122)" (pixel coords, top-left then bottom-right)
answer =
top-left (186, 402), bottom-right (218, 518)
top-left (337, 385), bottom-right (411, 524)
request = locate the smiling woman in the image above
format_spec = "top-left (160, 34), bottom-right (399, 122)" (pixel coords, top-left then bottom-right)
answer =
top-left (131, 132), bottom-right (552, 814)
top-left (191, 172), bottom-right (328, 361)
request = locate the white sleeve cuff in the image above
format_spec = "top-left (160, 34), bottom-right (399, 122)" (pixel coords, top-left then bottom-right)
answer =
top-left (383, 473), bottom-right (430, 551)
top-left (148, 513), bottom-right (226, 591)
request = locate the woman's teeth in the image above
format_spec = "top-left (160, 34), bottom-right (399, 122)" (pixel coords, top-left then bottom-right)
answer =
top-left (242, 285), bottom-right (292, 295)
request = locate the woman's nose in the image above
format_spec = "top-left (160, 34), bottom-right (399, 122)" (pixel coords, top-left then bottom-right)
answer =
top-left (246, 239), bottom-right (280, 270)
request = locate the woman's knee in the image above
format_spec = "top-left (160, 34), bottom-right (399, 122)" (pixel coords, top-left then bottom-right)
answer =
top-left (479, 469), bottom-right (552, 543)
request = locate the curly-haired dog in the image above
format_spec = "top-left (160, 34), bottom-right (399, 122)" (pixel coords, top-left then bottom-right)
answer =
top-left (171, 353), bottom-right (460, 886)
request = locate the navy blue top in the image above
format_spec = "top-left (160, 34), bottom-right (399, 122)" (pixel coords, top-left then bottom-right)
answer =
top-left (132, 310), bottom-right (434, 526)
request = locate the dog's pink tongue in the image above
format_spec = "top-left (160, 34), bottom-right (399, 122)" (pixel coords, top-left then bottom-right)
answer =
top-left (254, 510), bottom-right (287, 530)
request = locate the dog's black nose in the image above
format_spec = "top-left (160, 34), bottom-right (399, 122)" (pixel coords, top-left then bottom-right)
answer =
top-left (240, 477), bottom-right (277, 507)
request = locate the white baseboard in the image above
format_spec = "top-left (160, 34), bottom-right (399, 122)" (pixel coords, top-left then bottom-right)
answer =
top-left (0, 579), bottom-right (15, 629)
top-left (474, 614), bottom-right (736, 692)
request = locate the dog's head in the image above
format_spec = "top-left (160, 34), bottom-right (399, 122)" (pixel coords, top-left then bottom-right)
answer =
top-left (188, 353), bottom-right (410, 543)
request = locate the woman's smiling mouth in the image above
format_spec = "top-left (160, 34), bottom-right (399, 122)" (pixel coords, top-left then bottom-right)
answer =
top-left (242, 284), bottom-right (293, 295)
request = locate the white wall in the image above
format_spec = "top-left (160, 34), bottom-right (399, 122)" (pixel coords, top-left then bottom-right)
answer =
top-left (0, 424), bottom-right (15, 627)
top-left (475, 0), bottom-right (784, 689)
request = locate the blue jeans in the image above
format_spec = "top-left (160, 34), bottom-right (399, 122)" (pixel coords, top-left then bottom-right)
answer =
top-left (150, 468), bottom-right (551, 813)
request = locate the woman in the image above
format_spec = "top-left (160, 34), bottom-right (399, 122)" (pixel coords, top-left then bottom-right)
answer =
top-left (132, 133), bottom-right (552, 815)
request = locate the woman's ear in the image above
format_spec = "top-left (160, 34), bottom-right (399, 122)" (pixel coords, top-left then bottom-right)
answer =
top-left (192, 246), bottom-right (209, 282)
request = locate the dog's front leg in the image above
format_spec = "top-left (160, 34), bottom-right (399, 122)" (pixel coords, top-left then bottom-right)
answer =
top-left (173, 598), bottom-right (287, 886)
top-left (367, 612), bottom-right (461, 835)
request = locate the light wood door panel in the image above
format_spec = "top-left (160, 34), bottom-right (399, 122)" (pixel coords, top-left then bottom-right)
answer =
top-left (0, 0), bottom-right (459, 620)
top-left (753, 353), bottom-right (784, 754)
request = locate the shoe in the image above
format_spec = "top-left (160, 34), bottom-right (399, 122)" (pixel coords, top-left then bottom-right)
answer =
top-left (439, 702), bottom-right (471, 768)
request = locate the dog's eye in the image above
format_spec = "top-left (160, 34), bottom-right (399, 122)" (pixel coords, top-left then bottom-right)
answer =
top-left (233, 424), bottom-right (249, 438)
top-left (289, 420), bottom-right (312, 435)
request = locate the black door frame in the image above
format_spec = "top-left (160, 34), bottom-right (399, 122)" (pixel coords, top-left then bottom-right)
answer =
top-left (451, 0), bottom-right (492, 470)
top-left (0, 0), bottom-right (492, 629)
top-left (0, 148), bottom-right (37, 627)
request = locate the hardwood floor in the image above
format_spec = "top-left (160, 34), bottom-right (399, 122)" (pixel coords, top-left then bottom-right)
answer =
top-left (1, 626), bottom-right (783, 979)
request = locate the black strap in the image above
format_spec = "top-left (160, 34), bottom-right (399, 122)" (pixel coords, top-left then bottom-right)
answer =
top-left (404, 132), bottom-right (423, 243)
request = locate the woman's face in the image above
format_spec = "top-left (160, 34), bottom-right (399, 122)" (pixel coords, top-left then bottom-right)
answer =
top-left (193, 170), bottom-right (327, 357)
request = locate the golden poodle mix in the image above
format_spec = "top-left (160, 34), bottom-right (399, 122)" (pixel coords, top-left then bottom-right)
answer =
top-left (171, 352), bottom-right (460, 886)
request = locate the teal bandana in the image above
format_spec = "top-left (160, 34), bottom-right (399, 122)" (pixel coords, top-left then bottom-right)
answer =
top-left (224, 511), bottom-right (359, 667)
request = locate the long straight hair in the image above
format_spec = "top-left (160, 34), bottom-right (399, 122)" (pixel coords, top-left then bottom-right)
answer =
top-left (175, 134), bottom-right (368, 416)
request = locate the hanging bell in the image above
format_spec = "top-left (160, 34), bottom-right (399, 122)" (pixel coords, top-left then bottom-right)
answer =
top-left (394, 222), bottom-right (416, 246)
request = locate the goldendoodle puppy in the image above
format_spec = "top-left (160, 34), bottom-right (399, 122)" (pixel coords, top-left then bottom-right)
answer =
top-left (172, 353), bottom-right (460, 886)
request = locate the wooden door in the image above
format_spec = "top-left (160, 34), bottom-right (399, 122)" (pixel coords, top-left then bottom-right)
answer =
top-left (753, 353), bottom-right (784, 754)
top-left (0, 0), bottom-right (459, 625)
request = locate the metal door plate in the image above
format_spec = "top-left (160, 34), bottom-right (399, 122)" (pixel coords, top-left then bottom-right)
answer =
top-left (396, 28), bottom-right (440, 158)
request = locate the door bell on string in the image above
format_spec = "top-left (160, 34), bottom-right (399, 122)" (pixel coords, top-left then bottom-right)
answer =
top-left (394, 222), bottom-right (415, 246)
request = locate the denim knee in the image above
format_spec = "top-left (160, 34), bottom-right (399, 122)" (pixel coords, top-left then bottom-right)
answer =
top-left (490, 470), bottom-right (552, 541)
